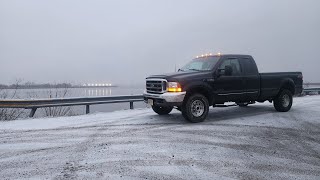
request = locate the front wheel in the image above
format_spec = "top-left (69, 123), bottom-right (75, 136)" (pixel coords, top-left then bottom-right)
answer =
top-left (152, 105), bottom-right (173, 115)
top-left (181, 94), bottom-right (209, 123)
top-left (273, 89), bottom-right (293, 112)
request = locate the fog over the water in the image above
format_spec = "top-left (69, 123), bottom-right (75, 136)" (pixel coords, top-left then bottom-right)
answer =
top-left (0, 0), bottom-right (319, 86)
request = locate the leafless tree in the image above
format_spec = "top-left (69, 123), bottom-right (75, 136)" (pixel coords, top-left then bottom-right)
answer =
top-left (43, 85), bottom-right (74, 117)
top-left (0, 80), bottom-right (26, 121)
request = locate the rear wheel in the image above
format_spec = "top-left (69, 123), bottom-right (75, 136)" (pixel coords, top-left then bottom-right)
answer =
top-left (181, 94), bottom-right (209, 123)
top-left (152, 105), bottom-right (173, 115)
top-left (237, 102), bottom-right (249, 107)
top-left (273, 89), bottom-right (293, 112)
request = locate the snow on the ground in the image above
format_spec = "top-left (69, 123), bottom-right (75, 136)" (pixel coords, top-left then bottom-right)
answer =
top-left (1, 95), bottom-right (319, 131)
top-left (0, 108), bottom-right (154, 131)
top-left (0, 95), bottom-right (320, 180)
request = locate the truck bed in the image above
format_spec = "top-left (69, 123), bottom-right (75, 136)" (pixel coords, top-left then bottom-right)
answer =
top-left (259, 72), bottom-right (303, 100)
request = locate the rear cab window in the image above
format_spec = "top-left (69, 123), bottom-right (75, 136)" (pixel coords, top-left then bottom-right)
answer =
top-left (240, 58), bottom-right (258, 75)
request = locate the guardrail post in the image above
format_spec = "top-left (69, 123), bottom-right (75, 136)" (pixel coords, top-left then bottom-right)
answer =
top-left (29, 108), bottom-right (37, 118)
top-left (86, 105), bottom-right (90, 114)
top-left (130, 101), bottom-right (134, 109)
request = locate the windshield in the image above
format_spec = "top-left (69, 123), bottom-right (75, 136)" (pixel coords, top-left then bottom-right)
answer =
top-left (179, 56), bottom-right (220, 71)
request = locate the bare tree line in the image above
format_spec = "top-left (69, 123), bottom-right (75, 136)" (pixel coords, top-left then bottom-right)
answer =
top-left (0, 81), bottom-right (75, 121)
top-left (0, 82), bottom-right (73, 89)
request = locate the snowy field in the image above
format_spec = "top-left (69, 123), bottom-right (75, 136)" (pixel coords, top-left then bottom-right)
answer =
top-left (0, 96), bottom-right (320, 179)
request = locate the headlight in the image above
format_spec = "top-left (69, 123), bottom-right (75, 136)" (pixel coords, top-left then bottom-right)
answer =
top-left (167, 82), bottom-right (182, 92)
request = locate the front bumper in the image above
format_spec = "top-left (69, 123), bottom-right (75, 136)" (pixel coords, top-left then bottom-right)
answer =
top-left (143, 91), bottom-right (186, 106)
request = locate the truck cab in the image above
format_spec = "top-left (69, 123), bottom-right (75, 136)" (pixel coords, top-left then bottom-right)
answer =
top-left (210, 55), bottom-right (260, 103)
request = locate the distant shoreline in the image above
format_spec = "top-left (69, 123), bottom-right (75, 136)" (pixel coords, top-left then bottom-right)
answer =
top-left (1, 86), bottom-right (119, 90)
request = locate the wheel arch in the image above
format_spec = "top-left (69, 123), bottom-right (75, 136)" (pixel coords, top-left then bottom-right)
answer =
top-left (279, 78), bottom-right (295, 95)
top-left (184, 83), bottom-right (214, 105)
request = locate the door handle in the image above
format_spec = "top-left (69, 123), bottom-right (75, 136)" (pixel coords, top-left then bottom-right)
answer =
top-left (204, 78), bottom-right (215, 82)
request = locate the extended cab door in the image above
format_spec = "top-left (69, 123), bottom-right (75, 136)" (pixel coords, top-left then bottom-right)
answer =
top-left (213, 57), bottom-right (245, 102)
top-left (239, 57), bottom-right (260, 101)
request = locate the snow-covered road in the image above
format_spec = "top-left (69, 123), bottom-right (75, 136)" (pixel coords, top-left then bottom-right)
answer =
top-left (0, 96), bottom-right (320, 179)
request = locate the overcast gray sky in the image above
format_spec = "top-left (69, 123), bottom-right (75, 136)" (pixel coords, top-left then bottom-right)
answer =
top-left (0, 0), bottom-right (319, 86)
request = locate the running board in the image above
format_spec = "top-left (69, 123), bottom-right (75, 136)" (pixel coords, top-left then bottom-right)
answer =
top-left (214, 104), bottom-right (237, 107)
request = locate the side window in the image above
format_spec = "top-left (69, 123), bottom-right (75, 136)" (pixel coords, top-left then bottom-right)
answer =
top-left (219, 59), bottom-right (231, 70)
top-left (229, 59), bottom-right (241, 75)
top-left (219, 59), bottom-right (241, 76)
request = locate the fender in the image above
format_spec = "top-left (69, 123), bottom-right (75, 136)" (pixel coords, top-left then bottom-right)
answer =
top-left (279, 78), bottom-right (295, 94)
top-left (183, 81), bottom-right (215, 104)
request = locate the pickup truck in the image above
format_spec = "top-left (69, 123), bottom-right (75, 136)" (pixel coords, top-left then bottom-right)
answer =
top-left (144, 54), bottom-right (303, 123)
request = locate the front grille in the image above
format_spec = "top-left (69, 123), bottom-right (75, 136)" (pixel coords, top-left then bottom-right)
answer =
top-left (146, 80), bottom-right (166, 94)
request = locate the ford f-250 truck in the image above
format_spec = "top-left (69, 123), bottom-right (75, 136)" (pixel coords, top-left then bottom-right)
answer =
top-left (144, 54), bottom-right (303, 123)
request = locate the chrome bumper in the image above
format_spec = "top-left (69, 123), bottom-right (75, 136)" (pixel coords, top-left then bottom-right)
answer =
top-left (143, 91), bottom-right (186, 103)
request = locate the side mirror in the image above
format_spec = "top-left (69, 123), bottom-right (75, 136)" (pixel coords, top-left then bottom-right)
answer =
top-left (217, 69), bottom-right (224, 77)
top-left (217, 65), bottom-right (233, 77)
top-left (225, 65), bottom-right (233, 76)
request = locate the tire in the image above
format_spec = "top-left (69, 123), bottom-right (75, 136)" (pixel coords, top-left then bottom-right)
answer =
top-left (237, 103), bottom-right (249, 107)
top-left (273, 89), bottom-right (293, 112)
top-left (181, 93), bottom-right (209, 123)
top-left (152, 105), bottom-right (173, 115)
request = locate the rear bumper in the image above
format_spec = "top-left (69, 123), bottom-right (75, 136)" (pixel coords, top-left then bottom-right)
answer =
top-left (143, 91), bottom-right (186, 106)
top-left (295, 86), bottom-right (303, 95)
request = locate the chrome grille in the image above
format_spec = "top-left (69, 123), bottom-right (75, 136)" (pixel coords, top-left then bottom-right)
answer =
top-left (146, 79), bottom-right (166, 94)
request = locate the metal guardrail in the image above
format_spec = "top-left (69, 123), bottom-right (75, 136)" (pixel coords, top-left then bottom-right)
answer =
top-left (0, 95), bottom-right (144, 117)
top-left (302, 88), bottom-right (320, 94)
top-left (0, 88), bottom-right (319, 118)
